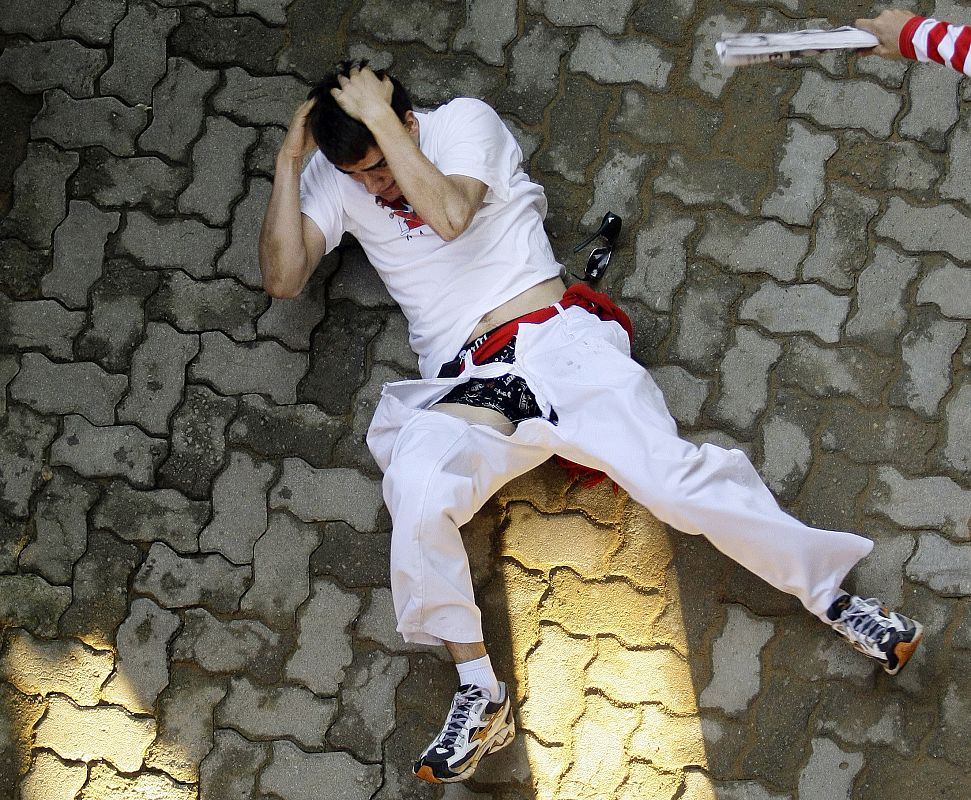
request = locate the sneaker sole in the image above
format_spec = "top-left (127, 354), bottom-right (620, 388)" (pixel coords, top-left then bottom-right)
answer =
top-left (414, 711), bottom-right (516, 784)
top-left (884, 624), bottom-right (924, 676)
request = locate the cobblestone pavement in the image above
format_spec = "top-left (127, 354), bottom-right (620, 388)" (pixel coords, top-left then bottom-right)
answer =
top-left (1, 0), bottom-right (970, 798)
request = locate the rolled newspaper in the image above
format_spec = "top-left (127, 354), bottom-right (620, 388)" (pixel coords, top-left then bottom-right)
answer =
top-left (716, 26), bottom-right (880, 66)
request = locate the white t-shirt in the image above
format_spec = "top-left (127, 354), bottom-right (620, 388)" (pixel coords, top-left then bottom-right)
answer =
top-left (299, 97), bottom-right (562, 378)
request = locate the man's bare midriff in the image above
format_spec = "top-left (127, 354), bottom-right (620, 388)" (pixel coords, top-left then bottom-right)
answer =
top-left (432, 275), bottom-right (567, 433)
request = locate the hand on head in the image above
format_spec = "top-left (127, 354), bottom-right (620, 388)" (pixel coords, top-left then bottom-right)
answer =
top-left (855, 8), bottom-right (918, 59)
top-left (280, 98), bottom-right (318, 162)
top-left (330, 64), bottom-right (395, 126)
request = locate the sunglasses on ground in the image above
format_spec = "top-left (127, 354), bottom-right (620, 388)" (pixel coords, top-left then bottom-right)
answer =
top-left (572, 211), bottom-right (622, 282)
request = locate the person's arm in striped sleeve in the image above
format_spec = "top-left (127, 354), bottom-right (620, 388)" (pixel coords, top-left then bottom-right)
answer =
top-left (856, 9), bottom-right (970, 76)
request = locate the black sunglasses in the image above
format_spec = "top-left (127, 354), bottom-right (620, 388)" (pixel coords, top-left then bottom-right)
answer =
top-left (572, 211), bottom-right (622, 282)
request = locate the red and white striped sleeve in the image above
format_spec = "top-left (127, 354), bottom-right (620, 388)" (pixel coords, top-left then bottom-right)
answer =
top-left (899, 16), bottom-right (971, 76)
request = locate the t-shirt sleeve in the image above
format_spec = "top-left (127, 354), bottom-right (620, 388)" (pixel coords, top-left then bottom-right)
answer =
top-left (900, 16), bottom-right (971, 76)
top-left (429, 98), bottom-right (523, 203)
top-left (299, 152), bottom-right (345, 254)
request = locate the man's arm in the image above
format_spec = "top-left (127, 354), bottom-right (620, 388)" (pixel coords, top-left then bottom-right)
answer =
top-left (332, 67), bottom-right (487, 242)
top-left (856, 9), bottom-right (971, 76)
top-left (259, 99), bottom-right (328, 299)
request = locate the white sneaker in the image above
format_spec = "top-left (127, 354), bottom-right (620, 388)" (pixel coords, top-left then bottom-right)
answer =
top-left (827, 594), bottom-right (924, 675)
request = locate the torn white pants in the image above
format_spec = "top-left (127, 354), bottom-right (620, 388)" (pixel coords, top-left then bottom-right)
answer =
top-left (366, 305), bottom-right (873, 646)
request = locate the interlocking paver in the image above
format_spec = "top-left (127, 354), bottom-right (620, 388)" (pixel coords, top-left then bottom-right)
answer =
top-left (846, 244), bottom-right (922, 353)
top-left (698, 214), bottom-right (809, 281)
top-left (73, 150), bottom-right (190, 215)
top-left (570, 28), bottom-right (672, 89)
top-left (890, 313), bottom-right (966, 416)
top-left (0, 355), bottom-right (18, 417)
top-left (79, 762), bottom-right (195, 800)
top-left (941, 114), bottom-right (971, 205)
top-left (170, 6), bottom-right (286, 74)
top-left (943, 383), bottom-right (971, 473)
top-left (135, 542), bottom-right (249, 613)
top-left (536, 76), bottom-right (613, 184)
top-left (900, 65), bottom-right (964, 151)
top-left (759, 411), bottom-right (814, 496)
top-left (655, 151), bottom-right (763, 215)
top-left (214, 67), bottom-right (308, 127)
top-left (179, 116), bottom-right (259, 226)
top-left (712, 326), bottom-right (781, 430)
top-left (260, 741), bottom-right (382, 800)
top-left (792, 70), bottom-right (900, 138)
top-left (19, 751), bottom-right (87, 800)
top-left (11, 352), bottom-right (127, 425)
top-left (172, 607), bottom-right (281, 678)
top-left (916, 258), bottom-right (971, 319)
top-left (31, 89), bottom-right (148, 157)
top-left (762, 120), bottom-right (837, 226)
top-left (216, 176), bottom-right (273, 288)
top-left (798, 737), bottom-right (864, 800)
top-left (93, 482), bottom-right (206, 554)
top-left (138, 57), bottom-right (220, 161)
top-left (42, 200), bottom-right (120, 309)
top-left (740, 281), bottom-right (850, 343)
top-left (621, 205), bottom-right (695, 312)
top-left (876, 196), bottom-right (971, 262)
top-left (0, 39), bottom-right (107, 97)
top-left (148, 269), bottom-right (267, 341)
top-left (690, 13), bottom-right (746, 97)
top-left (216, 676), bottom-right (337, 747)
top-left (269, 459), bottom-right (383, 531)
top-left (699, 604), bottom-right (774, 714)
top-left (60, 0), bottom-right (127, 44)
top-left (115, 210), bottom-right (226, 277)
top-left (0, 0), bottom-right (71, 36)
top-left (907, 533), bottom-right (971, 594)
top-left (0, 403), bottom-right (59, 517)
top-left (190, 330), bottom-right (307, 404)
top-left (779, 336), bottom-right (891, 405)
top-left (868, 466), bottom-right (969, 540)
top-left (18, 470), bottom-right (99, 585)
top-left (51, 414), bottom-right (167, 487)
top-left (198, 729), bottom-right (271, 800)
top-left (801, 185), bottom-right (880, 289)
top-left (1, 142), bottom-right (78, 248)
top-left (580, 144), bottom-right (653, 228)
top-left (199, 450), bottom-right (274, 563)
top-left (497, 19), bottom-right (570, 124)
top-left (100, 0), bottom-right (180, 105)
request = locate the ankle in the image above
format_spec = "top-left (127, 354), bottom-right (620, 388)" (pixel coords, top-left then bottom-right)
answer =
top-left (456, 654), bottom-right (501, 701)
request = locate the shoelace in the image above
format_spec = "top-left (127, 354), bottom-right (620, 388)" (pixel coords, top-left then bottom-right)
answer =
top-left (438, 687), bottom-right (487, 749)
top-left (839, 598), bottom-right (892, 647)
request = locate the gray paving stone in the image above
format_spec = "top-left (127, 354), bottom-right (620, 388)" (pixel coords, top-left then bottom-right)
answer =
top-left (61, 0), bottom-right (128, 44)
top-left (791, 71), bottom-right (899, 138)
top-left (310, 521), bottom-right (390, 588)
top-left (329, 649), bottom-right (409, 761)
top-left (179, 116), bottom-right (259, 226)
top-left (697, 214), bottom-right (809, 282)
top-left (689, 13), bottom-right (746, 98)
top-left (216, 176), bottom-right (272, 289)
top-left (118, 322), bottom-right (200, 435)
top-left (654, 152), bottom-right (763, 215)
top-left (353, 0), bottom-right (458, 52)
top-left (328, 248), bottom-right (394, 308)
top-left (31, 89), bottom-right (147, 157)
top-left (238, 0), bottom-right (289, 24)
top-left (257, 283), bottom-right (328, 350)
top-left (100, 0), bottom-right (180, 105)
top-left (19, 749), bottom-right (88, 800)
top-left (240, 513), bottom-right (320, 627)
top-left (51, 414), bottom-right (166, 488)
top-left (199, 729), bottom-right (271, 800)
top-left (135, 542), bottom-right (249, 613)
top-left (0, 355), bottom-right (18, 418)
top-left (79, 763), bottom-right (195, 800)
top-left (158, 384), bottom-right (236, 499)
top-left (0, 574), bottom-right (72, 637)
top-left (900, 65), bottom-right (963, 151)
top-left (19, 471), bottom-right (98, 586)
top-left (0, 404), bottom-right (59, 518)
top-left (934, 666), bottom-right (971, 767)
top-left (0, 238), bottom-right (50, 302)
top-left (891, 313), bottom-right (965, 417)
top-left (1, 142), bottom-right (78, 248)
top-left (876, 197), bottom-right (971, 263)
top-left (94, 481), bottom-right (208, 551)
top-left (260, 740), bottom-right (381, 800)
top-left (214, 67), bottom-right (309, 128)
top-left (831, 131), bottom-right (940, 194)
top-left (760, 412), bottom-right (813, 497)
top-left (334, 362), bottom-right (412, 470)
top-left (100, 597), bottom-right (180, 714)
top-left (669, 266), bottom-right (743, 373)
top-left (740, 281), bottom-right (850, 343)
top-left (648, 365), bottom-right (709, 427)
top-left (356, 587), bottom-right (441, 656)
top-left (73, 150), bottom-right (190, 216)
top-left (228, 393), bottom-right (343, 469)
top-left (0, 39), bottom-right (107, 97)
top-left (116, 211), bottom-right (226, 277)
top-left (530, 0), bottom-right (636, 35)
top-left (496, 19), bottom-right (570, 124)
top-left (145, 664), bottom-right (227, 783)
top-left (286, 579), bottom-right (360, 695)
top-left (943, 382), bottom-right (971, 474)
top-left (246, 126), bottom-right (285, 177)
top-left (906, 532), bottom-right (971, 595)
top-left (700, 605), bottom-right (773, 715)
top-left (762, 120), bottom-right (837, 226)
top-left (35, 696), bottom-right (157, 772)
top-left (711, 327), bottom-right (782, 431)
top-left (569, 28), bottom-right (671, 89)
top-left (199, 451), bottom-right (274, 564)
top-left (270, 459), bottom-right (383, 532)
top-left (138, 57), bottom-right (219, 161)
top-left (868, 466), bottom-right (969, 540)
top-left (454, 0), bottom-right (516, 65)
top-left (916, 259), bottom-right (971, 320)
top-left (191, 331), bottom-right (307, 404)
top-left (798, 737), bottom-right (863, 800)
top-left (779, 337), bottom-right (891, 405)
top-left (148, 270), bottom-right (266, 342)
top-left (11, 353), bottom-right (127, 426)
top-left (42, 200), bottom-right (120, 309)
top-left (394, 49), bottom-right (505, 109)
top-left (59, 530), bottom-right (141, 650)
top-left (941, 114), bottom-right (971, 206)
top-left (846, 526), bottom-right (916, 618)
top-left (613, 87), bottom-right (720, 151)
top-left (371, 311), bottom-right (417, 374)
top-left (801, 185), bottom-right (880, 290)
top-left (172, 607), bottom-right (281, 678)
top-left (0, 297), bottom-right (84, 360)
top-left (580, 144), bottom-right (653, 228)
top-left (170, 6), bottom-right (286, 75)
top-left (76, 260), bottom-right (158, 372)
top-left (845, 244), bottom-right (921, 353)
top-left (0, 0), bottom-right (71, 36)
top-left (216, 676), bottom-right (337, 747)
top-left (536, 76), bottom-right (613, 184)
top-left (856, 49), bottom-right (911, 87)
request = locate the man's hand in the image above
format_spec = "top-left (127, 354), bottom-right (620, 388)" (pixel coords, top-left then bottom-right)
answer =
top-left (279, 98), bottom-right (318, 163)
top-left (330, 65), bottom-right (395, 128)
top-left (855, 9), bottom-right (917, 59)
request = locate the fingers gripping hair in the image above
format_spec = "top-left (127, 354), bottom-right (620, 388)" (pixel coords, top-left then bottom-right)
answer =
top-left (307, 59), bottom-right (414, 166)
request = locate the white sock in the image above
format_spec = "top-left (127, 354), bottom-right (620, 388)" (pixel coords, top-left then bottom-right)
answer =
top-left (456, 654), bottom-right (500, 701)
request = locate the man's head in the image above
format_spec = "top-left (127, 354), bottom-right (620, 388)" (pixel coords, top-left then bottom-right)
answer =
top-left (307, 61), bottom-right (414, 193)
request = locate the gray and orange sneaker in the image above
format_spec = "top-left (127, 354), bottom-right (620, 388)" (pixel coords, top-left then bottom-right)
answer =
top-left (413, 682), bottom-right (515, 783)
top-left (827, 594), bottom-right (924, 676)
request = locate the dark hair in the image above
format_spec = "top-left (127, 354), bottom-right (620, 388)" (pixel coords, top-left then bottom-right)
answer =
top-left (307, 60), bottom-right (413, 167)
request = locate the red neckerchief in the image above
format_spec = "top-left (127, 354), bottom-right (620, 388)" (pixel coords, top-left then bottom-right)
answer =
top-left (376, 196), bottom-right (427, 231)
